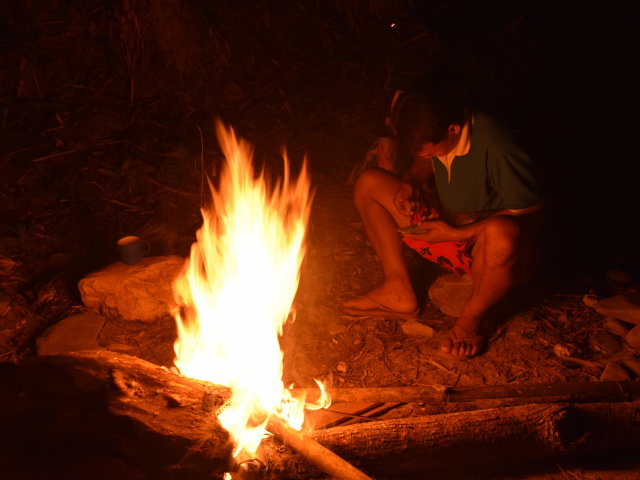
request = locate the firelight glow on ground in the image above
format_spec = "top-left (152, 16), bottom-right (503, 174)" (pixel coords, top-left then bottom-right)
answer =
top-left (171, 121), bottom-right (328, 463)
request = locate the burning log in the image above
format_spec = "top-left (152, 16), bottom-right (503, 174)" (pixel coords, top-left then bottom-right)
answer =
top-left (259, 400), bottom-right (640, 479)
top-left (0, 350), bottom-right (234, 479)
top-left (2, 350), bottom-right (639, 479)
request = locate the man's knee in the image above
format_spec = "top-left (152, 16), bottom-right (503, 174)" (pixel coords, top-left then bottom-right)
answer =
top-left (481, 215), bottom-right (523, 245)
top-left (476, 215), bottom-right (539, 276)
top-left (475, 215), bottom-right (527, 262)
top-left (353, 167), bottom-right (395, 201)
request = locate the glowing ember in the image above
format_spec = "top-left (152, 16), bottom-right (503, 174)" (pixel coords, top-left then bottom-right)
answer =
top-left (171, 120), bottom-right (328, 463)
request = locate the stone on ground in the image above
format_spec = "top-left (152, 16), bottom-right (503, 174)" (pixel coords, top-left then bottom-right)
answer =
top-left (604, 317), bottom-right (631, 337)
top-left (400, 319), bottom-right (436, 337)
top-left (626, 324), bottom-right (640, 349)
top-left (621, 356), bottom-right (640, 377)
top-left (428, 273), bottom-right (473, 317)
top-left (36, 311), bottom-right (106, 355)
top-left (600, 359), bottom-right (632, 381)
top-left (584, 292), bottom-right (640, 325)
top-left (78, 255), bottom-right (185, 322)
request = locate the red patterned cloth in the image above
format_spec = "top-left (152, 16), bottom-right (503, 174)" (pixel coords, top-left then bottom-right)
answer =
top-left (403, 236), bottom-right (474, 275)
top-left (402, 205), bottom-right (475, 275)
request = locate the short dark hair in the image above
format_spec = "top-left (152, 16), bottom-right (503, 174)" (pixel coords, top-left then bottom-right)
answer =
top-left (393, 86), bottom-right (467, 158)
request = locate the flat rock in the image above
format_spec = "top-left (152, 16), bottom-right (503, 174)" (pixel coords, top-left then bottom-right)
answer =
top-left (600, 360), bottom-right (632, 381)
top-left (36, 311), bottom-right (106, 355)
top-left (604, 317), bottom-right (631, 337)
top-left (400, 319), bottom-right (436, 337)
top-left (626, 325), bottom-right (640, 349)
top-left (78, 255), bottom-right (185, 322)
top-left (620, 356), bottom-right (640, 377)
top-left (428, 273), bottom-right (473, 317)
top-left (585, 292), bottom-right (640, 325)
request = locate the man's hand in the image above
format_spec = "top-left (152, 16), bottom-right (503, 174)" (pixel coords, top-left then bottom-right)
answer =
top-left (393, 182), bottom-right (418, 217)
top-left (400, 219), bottom-right (461, 243)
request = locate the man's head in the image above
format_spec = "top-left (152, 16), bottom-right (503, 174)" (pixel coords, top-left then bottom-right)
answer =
top-left (392, 87), bottom-right (467, 159)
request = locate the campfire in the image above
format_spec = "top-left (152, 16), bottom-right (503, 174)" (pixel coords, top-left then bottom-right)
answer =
top-left (171, 120), bottom-right (329, 467)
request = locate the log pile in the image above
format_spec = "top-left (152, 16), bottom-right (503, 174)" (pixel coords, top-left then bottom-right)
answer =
top-left (1, 350), bottom-right (639, 479)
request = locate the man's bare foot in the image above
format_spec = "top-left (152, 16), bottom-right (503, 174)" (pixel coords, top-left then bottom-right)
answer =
top-left (439, 317), bottom-right (490, 357)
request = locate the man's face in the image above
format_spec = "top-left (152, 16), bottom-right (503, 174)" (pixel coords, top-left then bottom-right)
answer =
top-left (416, 124), bottom-right (461, 159)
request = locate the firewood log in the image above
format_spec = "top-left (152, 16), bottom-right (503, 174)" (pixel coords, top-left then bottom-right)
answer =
top-left (259, 401), bottom-right (640, 479)
top-left (2, 351), bottom-right (639, 479)
top-left (0, 350), bottom-right (234, 479)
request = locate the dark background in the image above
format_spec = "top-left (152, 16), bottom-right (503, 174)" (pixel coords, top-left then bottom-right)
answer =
top-left (1, 0), bottom-right (637, 313)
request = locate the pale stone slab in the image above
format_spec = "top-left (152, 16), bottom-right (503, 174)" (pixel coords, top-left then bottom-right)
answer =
top-left (584, 293), bottom-right (640, 325)
top-left (36, 311), bottom-right (106, 355)
top-left (78, 255), bottom-right (185, 322)
top-left (428, 273), bottom-right (473, 317)
top-left (400, 319), bottom-right (435, 337)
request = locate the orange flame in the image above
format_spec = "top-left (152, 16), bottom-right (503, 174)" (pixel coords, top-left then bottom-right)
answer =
top-left (172, 121), bottom-right (327, 462)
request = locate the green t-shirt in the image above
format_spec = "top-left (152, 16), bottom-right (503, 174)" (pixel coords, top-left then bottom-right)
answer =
top-left (432, 112), bottom-right (540, 215)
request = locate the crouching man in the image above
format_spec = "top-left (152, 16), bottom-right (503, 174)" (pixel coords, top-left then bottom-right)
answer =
top-left (342, 87), bottom-right (544, 357)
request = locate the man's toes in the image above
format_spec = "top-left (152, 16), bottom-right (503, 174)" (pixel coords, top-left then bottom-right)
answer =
top-left (447, 340), bottom-right (479, 357)
top-left (452, 342), bottom-right (465, 356)
top-left (439, 337), bottom-right (453, 353)
top-left (441, 332), bottom-right (485, 357)
top-left (440, 337), bottom-right (468, 356)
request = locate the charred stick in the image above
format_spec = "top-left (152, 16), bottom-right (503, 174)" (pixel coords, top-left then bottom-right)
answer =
top-left (267, 417), bottom-right (373, 480)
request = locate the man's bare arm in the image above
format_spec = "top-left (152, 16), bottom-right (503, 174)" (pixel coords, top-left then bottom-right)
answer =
top-left (400, 202), bottom-right (545, 243)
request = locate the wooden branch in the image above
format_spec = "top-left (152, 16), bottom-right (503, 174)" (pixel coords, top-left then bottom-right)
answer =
top-left (259, 401), bottom-right (640, 479)
top-left (291, 380), bottom-right (640, 406)
top-left (267, 417), bottom-right (373, 480)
